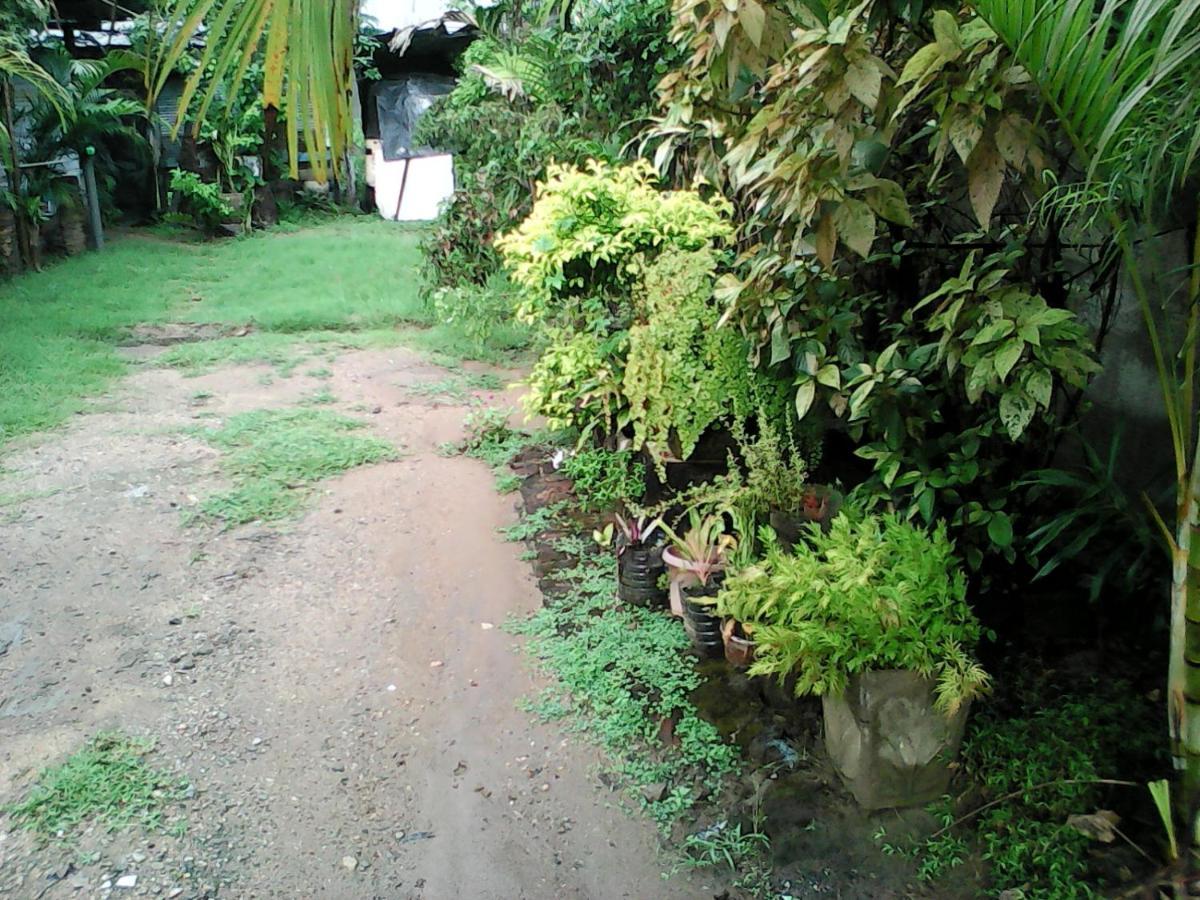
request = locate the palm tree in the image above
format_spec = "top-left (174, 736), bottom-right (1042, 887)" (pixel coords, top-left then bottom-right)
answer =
top-left (147, 0), bottom-right (581, 183)
top-left (28, 48), bottom-right (149, 162)
top-left (0, 36), bottom-right (68, 270)
top-left (148, 0), bottom-right (358, 182)
top-left (969, 0), bottom-right (1200, 825)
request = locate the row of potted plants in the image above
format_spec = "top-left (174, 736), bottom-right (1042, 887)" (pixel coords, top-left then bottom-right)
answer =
top-left (608, 493), bottom-right (990, 809)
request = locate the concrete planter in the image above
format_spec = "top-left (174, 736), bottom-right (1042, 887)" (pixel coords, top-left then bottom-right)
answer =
top-left (822, 669), bottom-right (970, 810)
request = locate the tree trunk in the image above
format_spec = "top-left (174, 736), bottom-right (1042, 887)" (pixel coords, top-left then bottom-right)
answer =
top-left (253, 105), bottom-right (280, 227)
top-left (1, 77), bottom-right (29, 273)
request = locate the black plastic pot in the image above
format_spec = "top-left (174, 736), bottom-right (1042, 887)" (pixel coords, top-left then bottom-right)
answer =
top-left (681, 578), bottom-right (725, 659)
top-left (618, 540), bottom-right (667, 607)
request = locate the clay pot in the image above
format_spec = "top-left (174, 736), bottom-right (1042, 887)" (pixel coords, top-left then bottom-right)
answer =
top-left (680, 577), bottom-right (724, 659)
top-left (617, 539), bottom-right (666, 607)
top-left (770, 486), bottom-right (844, 547)
top-left (822, 669), bottom-right (971, 810)
top-left (721, 619), bottom-right (756, 668)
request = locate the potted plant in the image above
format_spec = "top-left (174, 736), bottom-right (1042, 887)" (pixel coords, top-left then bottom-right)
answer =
top-left (736, 417), bottom-right (842, 545)
top-left (721, 618), bottom-right (756, 668)
top-left (662, 510), bottom-right (736, 658)
top-left (613, 512), bottom-right (666, 607)
top-left (719, 514), bottom-right (990, 809)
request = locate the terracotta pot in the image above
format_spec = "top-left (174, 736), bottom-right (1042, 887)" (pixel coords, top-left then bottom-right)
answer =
top-left (721, 619), bottom-right (756, 668)
top-left (770, 486), bottom-right (845, 547)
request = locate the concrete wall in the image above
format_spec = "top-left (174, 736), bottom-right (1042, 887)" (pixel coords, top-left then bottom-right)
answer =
top-left (1079, 228), bottom-right (1192, 497)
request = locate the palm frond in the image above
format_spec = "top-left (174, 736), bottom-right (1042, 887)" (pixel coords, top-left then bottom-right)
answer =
top-left (149, 0), bottom-right (356, 181)
top-left (971, 0), bottom-right (1200, 214)
top-left (0, 44), bottom-right (69, 123)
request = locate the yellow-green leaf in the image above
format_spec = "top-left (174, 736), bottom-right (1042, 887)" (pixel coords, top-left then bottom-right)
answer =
top-left (795, 381), bottom-right (817, 419)
top-left (932, 9), bottom-right (964, 59)
top-left (967, 136), bottom-right (1005, 229)
top-left (739, 0), bottom-right (766, 48)
top-left (993, 338), bottom-right (1024, 381)
top-left (995, 114), bottom-right (1029, 169)
top-left (1026, 368), bottom-right (1053, 408)
top-left (948, 112), bottom-right (984, 164)
top-left (897, 43), bottom-right (946, 87)
top-left (816, 364), bottom-right (842, 389)
top-left (845, 59), bottom-right (882, 109)
top-left (999, 390), bottom-right (1035, 440)
top-left (865, 179), bottom-right (913, 226)
top-left (815, 211), bottom-right (837, 269)
top-left (832, 197), bottom-right (876, 259)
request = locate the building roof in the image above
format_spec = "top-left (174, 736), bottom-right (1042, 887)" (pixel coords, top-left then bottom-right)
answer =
top-left (361, 1), bottom-right (473, 33)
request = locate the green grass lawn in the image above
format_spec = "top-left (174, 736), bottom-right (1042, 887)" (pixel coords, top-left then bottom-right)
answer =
top-left (0, 217), bottom-right (527, 449)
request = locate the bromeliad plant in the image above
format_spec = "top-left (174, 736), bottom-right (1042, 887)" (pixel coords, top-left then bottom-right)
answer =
top-left (661, 509), bottom-right (737, 588)
top-left (613, 511), bottom-right (663, 552)
top-left (717, 513), bottom-right (990, 714)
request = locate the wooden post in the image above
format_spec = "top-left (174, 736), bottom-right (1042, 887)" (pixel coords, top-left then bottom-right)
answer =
top-left (82, 154), bottom-right (104, 250)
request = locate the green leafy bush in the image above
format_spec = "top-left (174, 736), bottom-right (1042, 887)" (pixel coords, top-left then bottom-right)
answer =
top-left (415, 0), bottom-right (684, 288)
top-left (168, 169), bottom-right (232, 232)
top-left (499, 161), bottom-right (731, 326)
top-left (499, 160), bottom-right (779, 455)
top-left (716, 513), bottom-right (989, 712)
top-left (651, 3), bottom-right (1106, 569)
top-left (624, 249), bottom-right (779, 465)
top-left (731, 414), bottom-right (812, 515)
top-left (427, 271), bottom-right (530, 356)
top-left (561, 447), bottom-right (645, 512)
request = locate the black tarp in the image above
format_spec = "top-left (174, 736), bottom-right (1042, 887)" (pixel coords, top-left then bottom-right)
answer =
top-left (372, 76), bottom-right (456, 161)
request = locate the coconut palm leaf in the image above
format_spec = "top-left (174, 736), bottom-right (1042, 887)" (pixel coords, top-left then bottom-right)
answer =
top-left (970, 0), bottom-right (1200, 215)
top-left (149, 0), bottom-right (356, 181)
top-left (0, 39), bottom-right (69, 177)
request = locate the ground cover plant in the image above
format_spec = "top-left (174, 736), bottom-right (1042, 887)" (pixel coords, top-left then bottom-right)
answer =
top-left (890, 676), bottom-right (1161, 898)
top-left (192, 407), bottom-right (397, 526)
top-left (6, 733), bottom-right (189, 840)
top-left (505, 529), bottom-right (741, 832)
top-left (560, 448), bottom-right (646, 513)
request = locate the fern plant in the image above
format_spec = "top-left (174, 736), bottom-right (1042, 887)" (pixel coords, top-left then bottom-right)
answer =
top-left (716, 513), bottom-right (989, 714)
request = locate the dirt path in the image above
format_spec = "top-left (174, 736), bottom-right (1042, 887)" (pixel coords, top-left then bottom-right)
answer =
top-left (0, 346), bottom-right (710, 899)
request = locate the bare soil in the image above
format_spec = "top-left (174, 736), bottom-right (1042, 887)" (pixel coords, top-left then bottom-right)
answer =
top-left (0, 346), bottom-right (713, 899)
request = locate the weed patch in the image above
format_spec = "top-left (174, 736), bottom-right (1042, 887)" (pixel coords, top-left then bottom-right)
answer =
top-left (892, 678), bottom-right (1161, 897)
top-left (6, 733), bottom-right (188, 840)
top-left (155, 329), bottom-right (407, 377)
top-left (507, 542), bottom-right (739, 832)
top-left (193, 408), bottom-right (397, 526)
top-left (404, 372), bottom-right (506, 404)
top-left (499, 501), bottom-right (569, 542)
